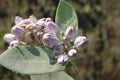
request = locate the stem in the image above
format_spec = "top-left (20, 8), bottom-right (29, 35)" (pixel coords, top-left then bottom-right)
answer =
top-left (71, 58), bottom-right (81, 80)
top-left (33, 32), bottom-right (41, 46)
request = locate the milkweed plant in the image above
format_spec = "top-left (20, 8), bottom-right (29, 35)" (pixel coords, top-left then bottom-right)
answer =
top-left (0, 0), bottom-right (88, 80)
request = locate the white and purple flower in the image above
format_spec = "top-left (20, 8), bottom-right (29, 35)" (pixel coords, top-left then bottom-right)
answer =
top-left (68, 49), bottom-right (77, 57)
top-left (74, 36), bottom-right (88, 50)
top-left (57, 54), bottom-right (69, 65)
top-left (42, 33), bottom-right (58, 48)
top-left (65, 26), bottom-right (76, 39)
top-left (3, 34), bottom-right (16, 43)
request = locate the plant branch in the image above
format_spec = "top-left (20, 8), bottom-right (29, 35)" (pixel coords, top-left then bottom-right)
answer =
top-left (71, 58), bottom-right (81, 80)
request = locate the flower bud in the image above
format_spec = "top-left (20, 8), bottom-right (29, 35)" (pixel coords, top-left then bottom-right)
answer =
top-left (15, 16), bottom-right (23, 24)
top-left (34, 19), bottom-right (45, 31)
top-left (74, 36), bottom-right (88, 50)
top-left (34, 24), bottom-right (42, 31)
top-left (65, 26), bottom-right (76, 39)
top-left (45, 22), bottom-right (58, 34)
top-left (57, 54), bottom-right (69, 66)
top-left (37, 31), bottom-right (44, 37)
top-left (53, 44), bottom-right (63, 53)
top-left (15, 18), bottom-right (32, 28)
top-left (45, 17), bottom-right (53, 22)
top-left (68, 49), bottom-right (77, 57)
top-left (62, 36), bottom-right (69, 43)
top-left (19, 18), bottom-right (34, 27)
top-left (11, 26), bottom-right (24, 38)
top-left (3, 34), bottom-right (15, 43)
top-left (23, 19), bottom-right (32, 24)
top-left (9, 40), bottom-right (19, 48)
top-left (29, 15), bottom-right (37, 23)
top-left (42, 33), bottom-right (58, 48)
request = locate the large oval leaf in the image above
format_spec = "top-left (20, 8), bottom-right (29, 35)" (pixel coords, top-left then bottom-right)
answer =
top-left (0, 46), bottom-right (65, 74)
top-left (55, 0), bottom-right (78, 34)
top-left (30, 71), bottom-right (74, 80)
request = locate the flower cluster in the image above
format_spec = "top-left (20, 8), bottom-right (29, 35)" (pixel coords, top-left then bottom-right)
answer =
top-left (3, 15), bottom-right (88, 66)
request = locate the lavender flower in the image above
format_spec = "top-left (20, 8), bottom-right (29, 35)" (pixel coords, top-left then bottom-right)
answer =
top-left (11, 26), bottom-right (24, 38)
top-left (9, 40), bottom-right (19, 48)
top-left (3, 34), bottom-right (15, 43)
top-left (37, 31), bottom-right (44, 37)
top-left (65, 26), bottom-right (76, 39)
top-left (68, 49), bottom-right (77, 57)
top-left (74, 36), bottom-right (88, 50)
top-left (34, 18), bottom-right (45, 31)
top-left (14, 16), bottom-right (23, 24)
top-left (29, 15), bottom-right (37, 23)
top-left (45, 17), bottom-right (53, 22)
top-left (53, 44), bottom-right (63, 53)
top-left (42, 33), bottom-right (58, 48)
top-left (57, 54), bottom-right (69, 65)
top-left (45, 22), bottom-right (58, 34)
top-left (13, 18), bottom-right (32, 30)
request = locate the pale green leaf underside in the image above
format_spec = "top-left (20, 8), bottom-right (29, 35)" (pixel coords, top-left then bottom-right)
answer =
top-left (55, 0), bottom-right (78, 34)
top-left (0, 46), bottom-right (65, 74)
top-left (30, 71), bottom-right (74, 80)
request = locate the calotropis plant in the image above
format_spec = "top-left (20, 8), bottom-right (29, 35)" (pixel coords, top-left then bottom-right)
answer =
top-left (0, 0), bottom-right (88, 80)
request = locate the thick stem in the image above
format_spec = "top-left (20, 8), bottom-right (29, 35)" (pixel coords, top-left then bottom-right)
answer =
top-left (71, 58), bottom-right (81, 80)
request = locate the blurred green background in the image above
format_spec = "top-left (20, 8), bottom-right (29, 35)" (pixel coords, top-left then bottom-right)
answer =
top-left (0, 0), bottom-right (120, 80)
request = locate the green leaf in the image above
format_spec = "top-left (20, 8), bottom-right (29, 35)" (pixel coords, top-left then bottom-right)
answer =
top-left (0, 46), bottom-right (66, 74)
top-left (55, 0), bottom-right (78, 34)
top-left (30, 71), bottom-right (74, 80)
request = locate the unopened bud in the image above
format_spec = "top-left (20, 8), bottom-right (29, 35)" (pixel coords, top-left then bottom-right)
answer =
top-left (42, 33), bottom-right (58, 48)
top-left (11, 26), bottom-right (24, 38)
top-left (34, 19), bottom-right (45, 31)
top-left (29, 15), bottom-right (37, 23)
top-left (53, 44), bottom-right (63, 53)
top-left (15, 18), bottom-right (32, 28)
top-left (65, 26), bottom-right (76, 39)
top-left (45, 17), bottom-right (53, 22)
top-left (62, 36), bottom-right (69, 43)
top-left (15, 16), bottom-right (23, 24)
top-left (57, 54), bottom-right (69, 66)
top-left (34, 24), bottom-right (42, 31)
top-left (45, 22), bottom-right (58, 34)
top-left (37, 31), bottom-right (44, 36)
top-left (68, 49), bottom-right (77, 57)
top-left (74, 36), bottom-right (88, 50)
top-left (9, 40), bottom-right (19, 48)
top-left (4, 34), bottom-right (15, 43)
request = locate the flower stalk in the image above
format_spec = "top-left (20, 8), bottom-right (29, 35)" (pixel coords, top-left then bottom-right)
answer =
top-left (71, 58), bottom-right (81, 80)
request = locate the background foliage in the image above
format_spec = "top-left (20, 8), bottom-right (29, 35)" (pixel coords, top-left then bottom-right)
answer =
top-left (0, 0), bottom-right (120, 80)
